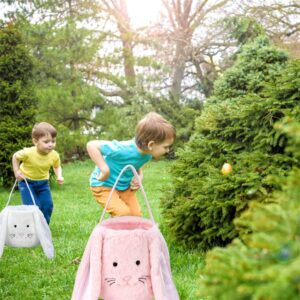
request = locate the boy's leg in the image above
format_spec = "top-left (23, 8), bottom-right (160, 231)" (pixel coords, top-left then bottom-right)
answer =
top-left (119, 189), bottom-right (142, 217)
top-left (18, 180), bottom-right (38, 205)
top-left (35, 180), bottom-right (53, 224)
top-left (90, 186), bottom-right (131, 217)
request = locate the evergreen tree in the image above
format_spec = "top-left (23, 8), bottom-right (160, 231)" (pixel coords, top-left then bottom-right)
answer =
top-left (198, 117), bottom-right (300, 300)
top-left (224, 16), bottom-right (265, 46)
top-left (12, 2), bottom-right (107, 160)
top-left (21, 7), bottom-right (106, 131)
top-left (161, 37), bottom-right (300, 250)
top-left (0, 23), bottom-right (37, 187)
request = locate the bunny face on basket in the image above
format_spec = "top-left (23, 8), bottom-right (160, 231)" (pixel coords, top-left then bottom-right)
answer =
top-left (0, 205), bottom-right (55, 259)
top-left (6, 211), bottom-right (39, 247)
top-left (101, 234), bottom-right (153, 298)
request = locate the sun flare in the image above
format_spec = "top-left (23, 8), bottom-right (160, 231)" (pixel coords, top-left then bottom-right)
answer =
top-left (127, 0), bottom-right (162, 27)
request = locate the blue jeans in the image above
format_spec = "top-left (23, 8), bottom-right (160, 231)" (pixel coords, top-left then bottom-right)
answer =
top-left (18, 179), bottom-right (53, 224)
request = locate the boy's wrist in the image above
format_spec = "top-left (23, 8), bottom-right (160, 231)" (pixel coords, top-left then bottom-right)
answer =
top-left (57, 176), bottom-right (64, 184)
top-left (14, 169), bottom-right (24, 180)
top-left (14, 169), bottom-right (21, 175)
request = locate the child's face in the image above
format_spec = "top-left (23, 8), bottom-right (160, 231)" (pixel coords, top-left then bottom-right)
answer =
top-left (148, 138), bottom-right (174, 159)
top-left (33, 133), bottom-right (56, 155)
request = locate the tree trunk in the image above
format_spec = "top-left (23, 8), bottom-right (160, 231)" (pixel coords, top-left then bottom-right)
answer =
top-left (171, 39), bottom-right (186, 102)
top-left (117, 0), bottom-right (136, 88)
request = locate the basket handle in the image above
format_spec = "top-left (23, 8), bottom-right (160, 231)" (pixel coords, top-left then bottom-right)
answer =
top-left (99, 164), bottom-right (155, 223)
top-left (6, 178), bottom-right (37, 207)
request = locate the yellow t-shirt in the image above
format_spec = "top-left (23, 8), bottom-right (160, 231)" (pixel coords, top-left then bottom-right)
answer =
top-left (15, 146), bottom-right (61, 180)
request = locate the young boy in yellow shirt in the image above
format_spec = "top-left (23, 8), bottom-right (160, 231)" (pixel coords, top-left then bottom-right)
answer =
top-left (12, 122), bottom-right (64, 224)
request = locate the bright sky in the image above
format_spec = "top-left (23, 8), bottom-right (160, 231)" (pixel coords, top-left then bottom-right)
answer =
top-left (127, 0), bottom-right (163, 27)
top-left (0, 1), bottom-right (163, 26)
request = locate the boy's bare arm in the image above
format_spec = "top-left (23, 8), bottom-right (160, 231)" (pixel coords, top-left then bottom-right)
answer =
top-left (53, 166), bottom-right (64, 185)
top-left (86, 140), bottom-right (110, 180)
top-left (12, 153), bottom-right (25, 181)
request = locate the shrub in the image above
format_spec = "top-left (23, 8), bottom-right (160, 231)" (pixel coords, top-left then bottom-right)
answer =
top-left (55, 126), bottom-right (90, 162)
top-left (198, 119), bottom-right (300, 300)
top-left (0, 23), bottom-right (37, 187)
top-left (161, 37), bottom-right (300, 250)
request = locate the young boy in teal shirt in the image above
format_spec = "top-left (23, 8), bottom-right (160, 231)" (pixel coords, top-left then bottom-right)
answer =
top-left (87, 112), bottom-right (175, 217)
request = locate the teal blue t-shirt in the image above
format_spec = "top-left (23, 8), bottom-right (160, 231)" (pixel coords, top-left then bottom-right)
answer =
top-left (89, 139), bottom-right (152, 190)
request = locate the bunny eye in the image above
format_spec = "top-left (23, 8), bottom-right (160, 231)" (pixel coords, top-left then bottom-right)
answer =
top-left (136, 260), bottom-right (140, 266)
top-left (27, 225), bottom-right (30, 228)
top-left (14, 225), bottom-right (17, 228)
top-left (113, 262), bottom-right (118, 267)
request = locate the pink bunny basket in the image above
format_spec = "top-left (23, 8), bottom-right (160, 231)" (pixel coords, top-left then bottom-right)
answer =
top-left (72, 165), bottom-right (179, 300)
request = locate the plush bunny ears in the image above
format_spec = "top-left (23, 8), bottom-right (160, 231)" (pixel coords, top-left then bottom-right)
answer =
top-left (0, 205), bottom-right (54, 259)
top-left (72, 166), bottom-right (179, 299)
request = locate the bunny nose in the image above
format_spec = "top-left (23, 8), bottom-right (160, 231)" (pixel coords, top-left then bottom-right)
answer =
top-left (123, 275), bottom-right (132, 282)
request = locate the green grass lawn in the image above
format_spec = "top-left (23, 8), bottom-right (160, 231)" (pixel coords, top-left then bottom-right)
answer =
top-left (0, 160), bottom-right (204, 299)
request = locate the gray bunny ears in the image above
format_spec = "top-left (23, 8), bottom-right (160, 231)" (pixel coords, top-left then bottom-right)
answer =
top-left (0, 205), bottom-right (54, 259)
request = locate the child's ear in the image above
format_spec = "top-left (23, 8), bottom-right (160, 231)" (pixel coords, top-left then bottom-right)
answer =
top-left (32, 138), bottom-right (38, 145)
top-left (147, 141), bottom-right (155, 150)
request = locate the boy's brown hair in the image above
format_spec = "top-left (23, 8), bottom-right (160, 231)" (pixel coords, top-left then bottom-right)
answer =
top-left (135, 112), bottom-right (176, 150)
top-left (32, 122), bottom-right (57, 140)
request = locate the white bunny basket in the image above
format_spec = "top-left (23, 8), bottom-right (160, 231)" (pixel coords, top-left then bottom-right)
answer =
top-left (72, 165), bottom-right (179, 300)
top-left (0, 179), bottom-right (54, 259)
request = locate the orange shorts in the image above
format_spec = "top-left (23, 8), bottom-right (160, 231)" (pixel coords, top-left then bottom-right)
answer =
top-left (90, 186), bottom-right (142, 217)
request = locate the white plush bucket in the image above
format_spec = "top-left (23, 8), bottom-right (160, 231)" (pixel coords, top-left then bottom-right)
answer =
top-left (0, 179), bottom-right (54, 259)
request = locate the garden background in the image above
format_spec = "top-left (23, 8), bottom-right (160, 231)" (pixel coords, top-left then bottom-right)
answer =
top-left (0, 1), bottom-right (300, 299)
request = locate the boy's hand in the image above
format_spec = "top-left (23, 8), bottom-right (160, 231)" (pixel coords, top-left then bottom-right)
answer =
top-left (130, 178), bottom-right (140, 190)
top-left (57, 177), bottom-right (64, 185)
top-left (130, 173), bottom-right (143, 190)
top-left (14, 170), bottom-right (25, 181)
top-left (96, 166), bottom-right (110, 181)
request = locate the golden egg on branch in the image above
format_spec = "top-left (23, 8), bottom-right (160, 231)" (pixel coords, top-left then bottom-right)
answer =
top-left (221, 163), bottom-right (233, 175)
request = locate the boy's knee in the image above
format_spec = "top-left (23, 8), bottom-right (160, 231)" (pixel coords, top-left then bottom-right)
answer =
top-left (114, 207), bottom-right (142, 217)
top-left (132, 211), bottom-right (142, 217)
top-left (112, 206), bottom-right (131, 217)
